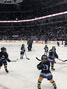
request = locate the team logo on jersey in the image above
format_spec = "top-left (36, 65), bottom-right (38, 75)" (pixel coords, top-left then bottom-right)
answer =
top-left (1, 55), bottom-right (5, 60)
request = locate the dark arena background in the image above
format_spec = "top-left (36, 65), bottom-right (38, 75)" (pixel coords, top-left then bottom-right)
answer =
top-left (0, 0), bottom-right (67, 89)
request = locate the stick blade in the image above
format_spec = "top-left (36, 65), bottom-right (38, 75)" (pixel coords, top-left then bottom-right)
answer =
top-left (36, 57), bottom-right (41, 61)
top-left (63, 60), bottom-right (67, 62)
top-left (26, 58), bottom-right (30, 60)
top-left (11, 59), bottom-right (19, 62)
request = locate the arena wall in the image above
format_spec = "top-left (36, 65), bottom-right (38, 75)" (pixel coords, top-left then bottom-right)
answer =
top-left (0, 40), bottom-right (65, 45)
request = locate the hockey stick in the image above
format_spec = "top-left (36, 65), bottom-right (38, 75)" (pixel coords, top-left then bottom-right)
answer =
top-left (25, 53), bottom-right (30, 60)
top-left (58, 58), bottom-right (67, 62)
top-left (36, 57), bottom-right (41, 61)
top-left (11, 59), bottom-right (19, 62)
top-left (56, 62), bottom-right (67, 64)
top-left (36, 57), bottom-right (67, 63)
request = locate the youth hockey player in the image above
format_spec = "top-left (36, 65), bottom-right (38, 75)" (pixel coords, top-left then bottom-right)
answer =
top-left (27, 38), bottom-right (33, 51)
top-left (48, 46), bottom-right (58, 70)
top-left (0, 47), bottom-right (11, 73)
top-left (37, 55), bottom-right (57, 89)
top-left (44, 45), bottom-right (48, 55)
top-left (57, 41), bottom-right (60, 46)
top-left (20, 44), bottom-right (25, 59)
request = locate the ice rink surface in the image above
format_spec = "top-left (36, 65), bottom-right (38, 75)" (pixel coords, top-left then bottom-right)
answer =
top-left (0, 43), bottom-right (67, 89)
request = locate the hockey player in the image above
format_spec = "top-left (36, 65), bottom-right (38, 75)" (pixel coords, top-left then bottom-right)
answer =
top-left (37, 55), bottom-right (57, 89)
top-left (57, 41), bottom-right (60, 46)
top-left (20, 44), bottom-right (25, 59)
top-left (27, 39), bottom-right (33, 51)
top-left (48, 46), bottom-right (58, 70)
top-left (0, 47), bottom-right (11, 73)
top-left (61, 40), bottom-right (64, 47)
top-left (44, 45), bottom-right (48, 55)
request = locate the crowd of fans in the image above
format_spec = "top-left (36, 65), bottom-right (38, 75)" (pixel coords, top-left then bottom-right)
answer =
top-left (0, 19), bottom-right (67, 41)
top-left (0, 0), bottom-right (67, 41)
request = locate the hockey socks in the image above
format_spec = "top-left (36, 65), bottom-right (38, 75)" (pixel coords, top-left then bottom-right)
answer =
top-left (37, 84), bottom-right (41, 89)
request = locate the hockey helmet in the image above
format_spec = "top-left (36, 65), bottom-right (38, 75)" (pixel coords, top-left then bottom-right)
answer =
top-left (1, 47), bottom-right (6, 51)
top-left (45, 45), bottom-right (47, 47)
top-left (41, 55), bottom-right (47, 61)
top-left (22, 44), bottom-right (25, 47)
top-left (52, 46), bottom-right (56, 50)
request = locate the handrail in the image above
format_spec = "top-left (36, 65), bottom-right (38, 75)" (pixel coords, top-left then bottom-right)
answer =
top-left (0, 11), bottom-right (67, 23)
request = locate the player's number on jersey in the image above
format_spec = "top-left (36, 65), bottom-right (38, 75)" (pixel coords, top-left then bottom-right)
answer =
top-left (45, 65), bottom-right (49, 70)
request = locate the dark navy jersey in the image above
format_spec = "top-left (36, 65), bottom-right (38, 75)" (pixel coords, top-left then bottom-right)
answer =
top-left (0, 52), bottom-right (10, 63)
top-left (37, 61), bottom-right (51, 73)
top-left (49, 49), bottom-right (58, 60)
top-left (20, 46), bottom-right (25, 55)
top-left (27, 40), bottom-right (33, 46)
top-left (44, 47), bottom-right (48, 52)
top-left (21, 46), bottom-right (25, 52)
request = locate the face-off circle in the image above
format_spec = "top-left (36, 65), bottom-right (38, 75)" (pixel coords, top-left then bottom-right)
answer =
top-left (0, 84), bottom-right (9, 89)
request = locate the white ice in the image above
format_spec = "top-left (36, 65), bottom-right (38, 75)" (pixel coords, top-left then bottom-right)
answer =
top-left (0, 43), bottom-right (67, 89)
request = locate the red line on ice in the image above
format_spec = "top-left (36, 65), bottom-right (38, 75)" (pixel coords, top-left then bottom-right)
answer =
top-left (0, 84), bottom-right (9, 89)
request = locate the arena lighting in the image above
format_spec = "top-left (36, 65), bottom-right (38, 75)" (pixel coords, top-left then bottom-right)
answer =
top-left (0, 0), bottom-right (23, 4)
top-left (0, 11), bottom-right (67, 23)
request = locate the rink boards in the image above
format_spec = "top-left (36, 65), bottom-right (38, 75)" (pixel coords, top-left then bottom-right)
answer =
top-left (0, 40), bottom-right (65, 45)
